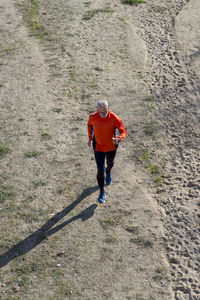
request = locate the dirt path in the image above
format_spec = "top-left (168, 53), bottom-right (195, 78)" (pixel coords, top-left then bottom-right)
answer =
top-left (0, 0), bottom-right (199, 299)
top-left (131, 1), bottom-right (200, 299)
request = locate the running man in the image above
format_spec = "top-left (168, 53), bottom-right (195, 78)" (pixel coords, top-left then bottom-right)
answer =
top-left (87, 100), bottom-right (127, 203)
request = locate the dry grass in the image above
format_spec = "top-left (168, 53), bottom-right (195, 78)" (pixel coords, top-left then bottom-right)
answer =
top-left (18, 0), bottom-right (48, 38)
top-left (0, 0), bottom-right (173, 299)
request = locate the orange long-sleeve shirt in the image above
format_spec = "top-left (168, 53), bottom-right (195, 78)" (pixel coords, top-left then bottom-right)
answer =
top-left (87, 110), bottom-right (127, 152)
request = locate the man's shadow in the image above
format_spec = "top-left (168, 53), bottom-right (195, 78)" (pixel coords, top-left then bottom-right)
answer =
top-left (0, 186), bottom-right (98, 269)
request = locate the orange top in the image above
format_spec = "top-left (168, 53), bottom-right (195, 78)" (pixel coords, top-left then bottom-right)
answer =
top-left (87, 110), bottom-right (127, 152)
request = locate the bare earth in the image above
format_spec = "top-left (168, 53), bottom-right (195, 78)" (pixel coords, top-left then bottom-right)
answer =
top-left (0, 0), bottom-right (199, 300)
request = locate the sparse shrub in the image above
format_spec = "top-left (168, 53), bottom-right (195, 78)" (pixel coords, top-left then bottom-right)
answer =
top-left (0, 142), bottom-right (10, 158)
top-left (144, 95), bottom-right (154, 102)
top-left (53, 107), bottom-right (62, 113)
top-left (148, 164), bottom-right (160, 175)
top-left (121, 0), bottom-right (144, 5)
top-left (84, 2), bottom-right (91, 8)
top-left (94, 67), bottom-right (103, 72)
top-left (0, 43), bottom-right (16, 56)
top-left (154, 176), bottom-right (163, 185)
top-left (51, 73), bottom-right (63, 78)
top-left (103, 236), bottom-right (118, 243)
top-left (152, 266), bottom-right (166, 281)
top-left (24, 151), bottom-right (42, 158)
top-left (99, 218), bottom-right (115, 230)
top-left (144, 120), bottom-right (159, 136)
top-left (29, 21), bottom-right (47, 38)
top-left (19, 0), bottom-right (48, 38)
top-left (152, 6), bottom-right (167, 13)
top-left (129, 237), bottom-right (153, 248)
top-left (126, 226), bottom-right (139, 234)
top-left (69, 69), bottom-right (76, 81)
top-left (41, 132), bottom-right (51, 139)
top-left (83, 8), bottom-right (113, 20)
top-left (33, 180), bottom-right (47, 188)
top-left (135, 148), bottom-right (163, 184)
top-left (102, 247), bottom-right (113, 253)
top-left (0, 185), bottom-right (15, 203)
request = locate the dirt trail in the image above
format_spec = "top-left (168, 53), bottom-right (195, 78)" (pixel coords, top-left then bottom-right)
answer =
top-left (131, 1), bottom-right (200, 299)
top-left (0, 0), bottom-right (199, 299)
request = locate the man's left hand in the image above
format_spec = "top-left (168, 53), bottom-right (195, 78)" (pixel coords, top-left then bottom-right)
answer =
top-left (112, 137), bottom-right (119, 145)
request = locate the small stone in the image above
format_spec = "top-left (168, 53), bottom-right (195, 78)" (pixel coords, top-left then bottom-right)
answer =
top-left (180, 277), bottom-right (187, 282)
top-left (169, 257), bottom-right (180, 264)
top-left (171, 134), bottom-right (178, 138)
top-left (56, 251), bottom-right (65, 257)
top-left (188, 193), bottom-right (194, 198)
top-left (188, 181), bottom-right (197, 187)
top-left (13, 285), bottom-right (21, 292)
top-left (176, 285), bottom-right (186, 292)
top-left (57, 264), bottom-right (61, 267)
top-left (156, 189), bottom-right (166, 194)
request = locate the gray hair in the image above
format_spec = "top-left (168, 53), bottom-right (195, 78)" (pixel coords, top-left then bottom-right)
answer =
top-left (97, 100), bottom-right (108, 108)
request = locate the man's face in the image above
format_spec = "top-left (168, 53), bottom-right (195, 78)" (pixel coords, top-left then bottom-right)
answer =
top-left (97, 105), bottom-right (108, 118)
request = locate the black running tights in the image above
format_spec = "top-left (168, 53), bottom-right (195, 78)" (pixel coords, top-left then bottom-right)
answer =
top-left (94, 150), bottom-right (116, 192)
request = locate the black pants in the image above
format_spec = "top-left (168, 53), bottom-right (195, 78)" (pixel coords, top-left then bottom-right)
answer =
top-left (94, 150), bottom-right (116, 192)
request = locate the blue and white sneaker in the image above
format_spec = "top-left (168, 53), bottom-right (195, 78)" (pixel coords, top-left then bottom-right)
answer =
top-left (98, 191), bottom-right (106, 203)
top-left (106, 170), bottom-right (112, 185)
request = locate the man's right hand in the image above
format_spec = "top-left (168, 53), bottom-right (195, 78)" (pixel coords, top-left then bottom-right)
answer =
top-left (88, 141), bottom-right (92, 147)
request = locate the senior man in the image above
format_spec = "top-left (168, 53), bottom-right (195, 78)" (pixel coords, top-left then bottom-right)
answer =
top-left (87, 100), bottom-right (127, 203)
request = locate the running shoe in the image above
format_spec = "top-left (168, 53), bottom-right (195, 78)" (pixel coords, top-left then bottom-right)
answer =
top-left (106, 169), bottom-right (112, 185)
top-left (98, 191), bottom-right (106, 203)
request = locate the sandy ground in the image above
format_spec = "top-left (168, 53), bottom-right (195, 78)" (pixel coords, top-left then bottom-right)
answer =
top-left (0, 0), bottom-right (199, 299)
